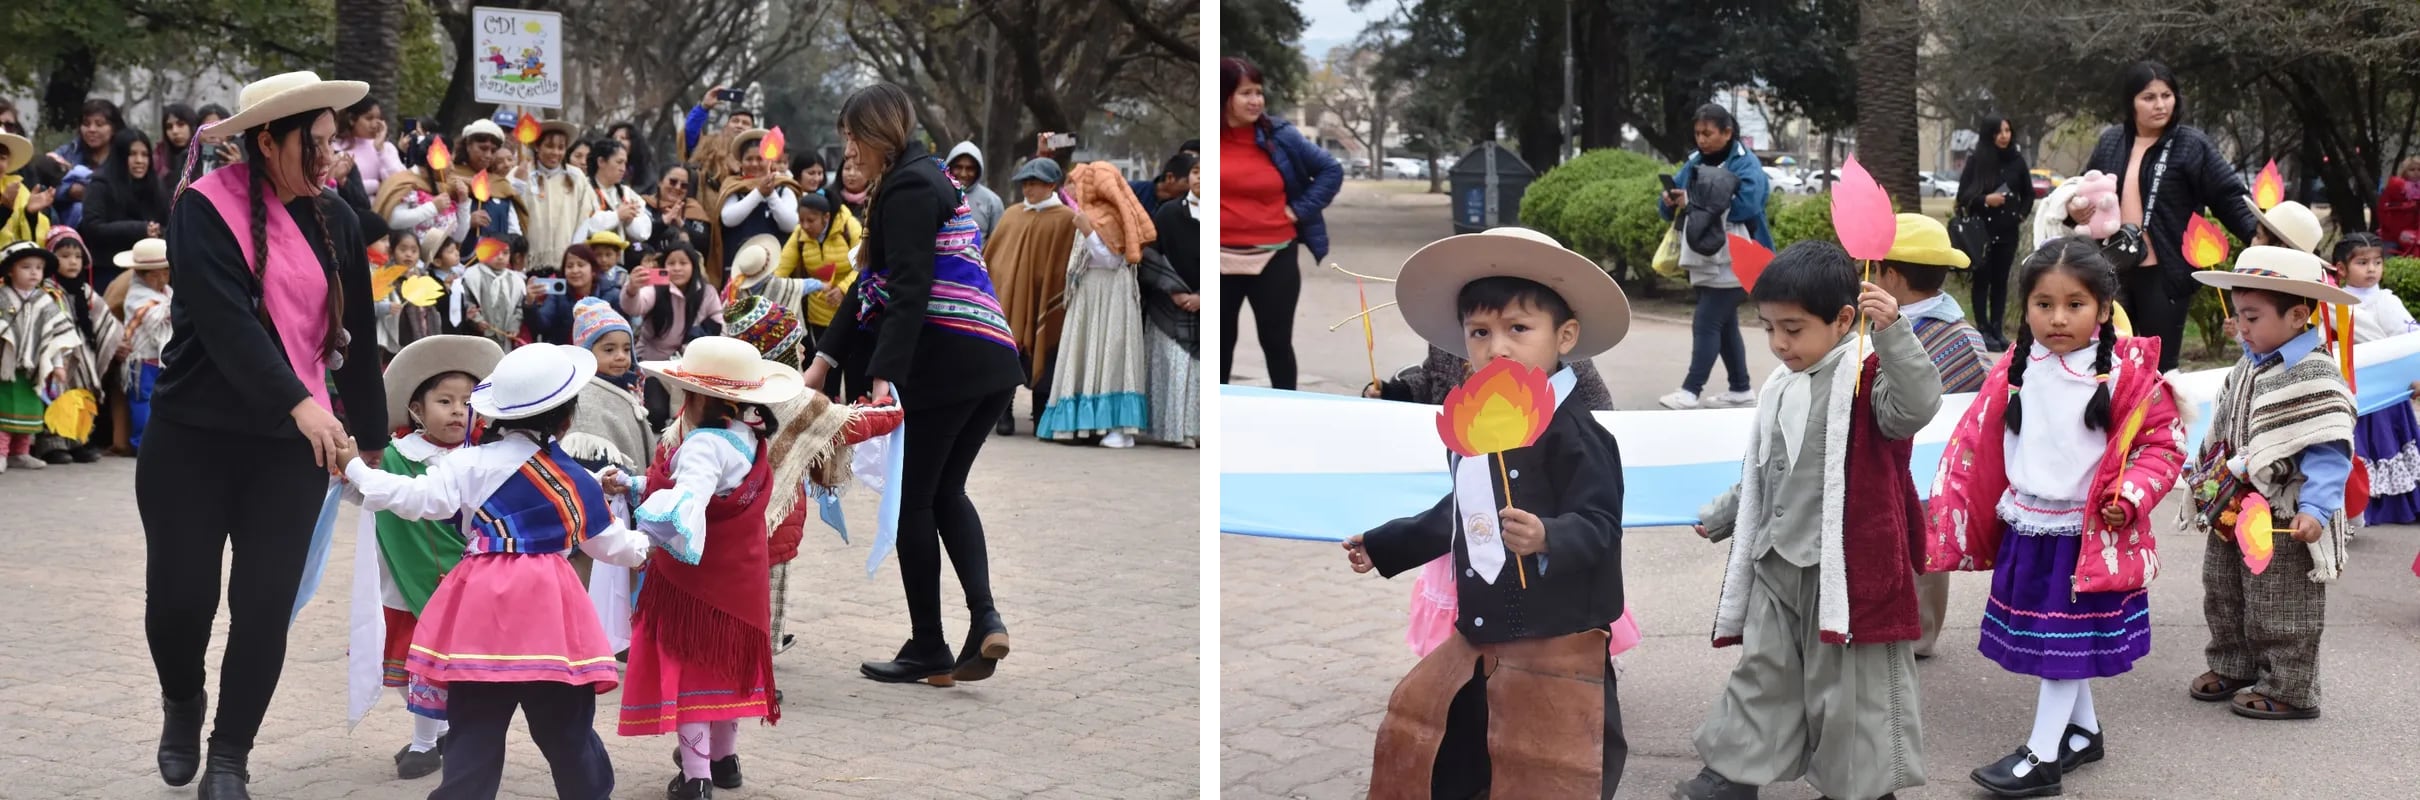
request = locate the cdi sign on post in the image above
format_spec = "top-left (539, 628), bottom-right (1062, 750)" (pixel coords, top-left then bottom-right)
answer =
top-left (471, 7), bottom-right (564, 109)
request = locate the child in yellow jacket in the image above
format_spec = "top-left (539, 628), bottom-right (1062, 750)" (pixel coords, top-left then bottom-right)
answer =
top-left (776, 192), bottom-right (862, 334)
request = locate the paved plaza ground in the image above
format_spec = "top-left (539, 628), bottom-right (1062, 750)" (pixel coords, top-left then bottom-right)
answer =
top-left (0, 424), bottom-right (1200, 799)
top-left (1219, 181), bottom-right (2420, 800)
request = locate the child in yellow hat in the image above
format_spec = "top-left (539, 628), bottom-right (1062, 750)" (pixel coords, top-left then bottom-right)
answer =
top-left (1877, 213), bottom-right (1987, 661)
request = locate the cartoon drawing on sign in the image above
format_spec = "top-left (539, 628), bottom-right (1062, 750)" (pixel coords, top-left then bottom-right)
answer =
top-left (484, 45), bottom-right (510, 75)
top-left (517, 47), bottom-right (545, 81)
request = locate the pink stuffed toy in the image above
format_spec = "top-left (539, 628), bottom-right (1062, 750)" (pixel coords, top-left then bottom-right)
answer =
top-left (2069, 170), bottom-right (2122, 238)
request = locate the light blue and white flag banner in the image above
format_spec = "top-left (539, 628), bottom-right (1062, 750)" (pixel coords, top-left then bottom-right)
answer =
top-left (1221, 333), bottom-right (2420, 542)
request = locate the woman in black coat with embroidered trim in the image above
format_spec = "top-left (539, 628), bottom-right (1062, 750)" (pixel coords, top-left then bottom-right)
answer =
top-left (2059, 60), bottom-right (2261, 371)
top-left (1956, 115), bottom-right (2033, 349)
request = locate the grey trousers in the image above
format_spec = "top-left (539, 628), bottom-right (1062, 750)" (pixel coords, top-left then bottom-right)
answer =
top-left (1914, 571), bottom-right (1951, 657)
top-left (2203, 533), bottom-right (2326, 708)
top-left (1695, 555), bottom-right (1926, 800)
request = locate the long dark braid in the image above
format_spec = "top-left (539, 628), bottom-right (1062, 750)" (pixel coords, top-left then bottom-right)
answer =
top-left (2006, 237), bottom-right (2124, 435)
top-left (240, 111), bottom-right (349, 362)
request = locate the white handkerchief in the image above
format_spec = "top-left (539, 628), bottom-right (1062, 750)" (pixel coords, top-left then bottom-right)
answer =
top-left (1455, 456), bottom-right (1505, 584)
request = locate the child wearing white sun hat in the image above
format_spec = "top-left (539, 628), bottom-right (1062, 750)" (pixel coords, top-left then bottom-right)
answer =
top-left (342, 341), bottom-right (651, 797)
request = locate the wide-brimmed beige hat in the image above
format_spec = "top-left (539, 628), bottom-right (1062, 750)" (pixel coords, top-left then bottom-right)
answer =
top-left (1395, 226), bottom-right (1631, 358)
top-left (2251, 199), bottom-right (2325, 256)
top-left (199, 72), bottom-right (368, 143)
top-left (114, 238), bottom-right (170, 271)
top-left (640, 336), bottom-right (805, 406)
top-left (0, 132), bottom-right (30, 173)
top-left (385, 335), bottom-right (505, 430)
top-left (537, 120), bottom-right (579, 143)
top-left (733, 128), bottom-right (769, 158)
top-left (2193, 245), bottom-right (2359, 307)
top-left (471, 343), bottom-right (596, 420)
top-left (731, 234), bottom-right (783, 279)
top-left (458, 119), bottom-right (507, 146)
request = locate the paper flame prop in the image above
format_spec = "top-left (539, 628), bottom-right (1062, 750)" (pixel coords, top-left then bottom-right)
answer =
top-left (2236, 492), bottom-right (2276, 575)
top-left (1829, 156), bottom-right (1896, 261)
top-left (425, 136), bottom-right (451, 173)
top-left (760, 127), bottom-right (786, 162)
top-left (473, 237), bottom-right (507, 265)
top-left (42, 388), bottom-right (97, 444)
top-left (514, 113), bottom-right (540, 145)
top-left (2253, 160), bottom-right (2285, 211)
top-left (399, 275), bottom-right (444, 307)
top-left (368, 263), bottom-right (412, 300)
top-left (1435, 358), bottom-right (1556, 458)
top-left (2182, 214), bottom-right (2231, 268)
top-left (471, 170), bottom-right (491, 203)
top-left (1729, 233), bottom-right (1776, 291)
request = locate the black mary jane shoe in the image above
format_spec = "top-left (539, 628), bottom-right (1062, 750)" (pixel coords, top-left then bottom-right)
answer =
top-left (711, 755), bottom-right (742, 789)
top-left (667, 774), bottom-right (713, 799)
top-left (70, 445), bottom-right (103, 463)
top-left (157, 691), bottom-right (206, 786)
top-left (395, 742), bottom-right (443, 780)
top-left (2057, 724), bottom-right (2103, 774)
top-left (950, 611), bottom-right (1012, 683)
top-left (860, 639), bottom-right (958, 686)
top-left (1669, 766), bottom-right (1758, 800)
top-left (1971, 747), bottom-right (2062, 798)
top-left (196, 746), bottom-right (252, 800)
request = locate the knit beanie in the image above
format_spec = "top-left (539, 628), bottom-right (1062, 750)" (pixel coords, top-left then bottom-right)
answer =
top-left (572, 296), bottom-right (632, 349)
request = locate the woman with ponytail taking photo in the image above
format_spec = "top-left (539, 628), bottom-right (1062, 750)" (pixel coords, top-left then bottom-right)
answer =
top-left (140, 72), bottom-right (390, 800)
top-left (803, 83), bottom-right (1025, 687)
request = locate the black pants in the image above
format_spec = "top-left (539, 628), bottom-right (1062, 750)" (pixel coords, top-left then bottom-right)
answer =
top-left (1220, 246), bottom-right (1302, 390)
top-left (431, 681), bottom-right (614, 800)
top-left (898, 389), bottom-right (1016, 644)
top-left (137, 419), bottom-right (330, 751)
top-left (2120, 263), bottom-right (2190, 371)
top-left (1432, 657), bottom-right (1627, 799)
top-left (1971, 229), bottom-right (2020, 343)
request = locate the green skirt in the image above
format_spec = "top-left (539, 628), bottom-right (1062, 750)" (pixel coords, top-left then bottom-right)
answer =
top-left (0, 379), bottom-right (42, 435)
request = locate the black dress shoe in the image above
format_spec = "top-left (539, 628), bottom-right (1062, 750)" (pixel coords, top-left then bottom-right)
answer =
top-left (1971, 747), bottom-right (2061, 797)
top-left (859, 639), bottom-right (957, 685)
top-left (70, 445), bottom-right (102, 463)
top-left (2057, 724), bottom-right (2104, 773)
top-left (667, 774), bottom-right (713, 799)
top-left (995, 410), bottom-right (1016, 436)
top-left (157, 691), bottom-right (206, 786)
top-left (711, 755), bottom-right (742, 789)
top-left (38, 450), bottom-right (70, 465)
top-left (951, 611), bottom-right (1011, 682)
top-left (395, 743), bottom-right (443, 779)
top-left (197, 746), bottom-right (252, 800)
top-left (1669, 766), bottom-right (1757, 800)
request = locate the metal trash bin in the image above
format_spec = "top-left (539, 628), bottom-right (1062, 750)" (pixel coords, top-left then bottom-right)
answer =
top-left (1449, 142), bottom-right (1537, 234)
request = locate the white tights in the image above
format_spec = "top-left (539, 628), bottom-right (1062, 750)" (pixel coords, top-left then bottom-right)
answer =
top-left (2016, 678), bottom-right (2099, 777)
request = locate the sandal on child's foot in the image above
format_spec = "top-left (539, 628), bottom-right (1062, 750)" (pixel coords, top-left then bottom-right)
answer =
top-left (667, 774), bottom-right (713, 799)
top-left (2056, 724), bottom-right (2103, 773)
top-left (2188, 671), bottom-right (2255, 702)
top-left (394, 744), bottom-right (442, 779)
top-left (1971, 748), bottom-right (2062, 797)
top-left (2230, 692), bottom-right (2320, 720)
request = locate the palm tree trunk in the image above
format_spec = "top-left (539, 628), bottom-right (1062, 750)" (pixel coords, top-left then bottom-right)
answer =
top-left (335, 0), bottom-right (405, 115)
top-left (1856, 0), bottom-right (1921, 209)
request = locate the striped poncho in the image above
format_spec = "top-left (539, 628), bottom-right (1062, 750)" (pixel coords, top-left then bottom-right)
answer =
top-left (2207, 346), bottom-right (2356, 582)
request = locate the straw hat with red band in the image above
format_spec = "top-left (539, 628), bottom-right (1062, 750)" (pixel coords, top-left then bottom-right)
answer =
top-left (640, 336), bottom-right (805, 407)
top-left (1394, 226), bottom-right (1632, 359)
top-left (2192, 245), bottom-right (2359, 307)
top-left (197, 72), bottom-right (369, 143)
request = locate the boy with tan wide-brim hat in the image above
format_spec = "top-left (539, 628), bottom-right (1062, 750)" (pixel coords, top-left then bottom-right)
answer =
top-left (2184, 244), bottom-right (2356, 723)
top-left (1348, 225), bottom-right (1634, 798)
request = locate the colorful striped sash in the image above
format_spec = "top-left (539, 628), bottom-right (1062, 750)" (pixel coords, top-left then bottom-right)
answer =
top-left (1913, 317), bottom-right (1990, 394)
top-left (464, 441), bottom-right (613, 556)
top-left (851, 159), bottom-right (1020, 353)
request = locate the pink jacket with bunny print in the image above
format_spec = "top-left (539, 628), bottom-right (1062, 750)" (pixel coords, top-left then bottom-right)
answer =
top-left (1924, 336), bottom-right (2187, 594)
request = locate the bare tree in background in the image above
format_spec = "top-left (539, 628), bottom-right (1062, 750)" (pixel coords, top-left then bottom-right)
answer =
top-left (1308, 45), bottom-right (1389, 172)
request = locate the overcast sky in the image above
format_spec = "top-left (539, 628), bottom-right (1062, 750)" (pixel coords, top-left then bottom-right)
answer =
top-left (1299, 0), bottom-right (1394, 60)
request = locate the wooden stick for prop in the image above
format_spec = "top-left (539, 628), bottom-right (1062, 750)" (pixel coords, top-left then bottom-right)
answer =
top-left (1327, 302), bottom-right (1401, 331)
top-left (1357, 277), bottom-right (1381, 390)
top-left (1499, 451), bottom-right (1527, 589)
top-left (1856, 260), bottom-right (1870, 397)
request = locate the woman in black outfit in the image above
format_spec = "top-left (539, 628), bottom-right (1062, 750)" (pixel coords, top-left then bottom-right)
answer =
top-left (2065, 60), bottom-right (2261, 371)
top-left (140, 73), bottom-right (387, 800)
top-left (82, 127), bottom-right (170, 285)
top-left (1955, 115), bottom-right (2034, 349)
top-left (803, 83), bottom-right (1025, 686)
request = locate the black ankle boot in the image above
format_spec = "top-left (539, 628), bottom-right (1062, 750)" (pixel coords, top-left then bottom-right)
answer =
top-left (859, 639), bottom-right (957, 685)
top-left (951, 611), bottom-right (1011, 682)
top-left (157, 691), bottom-right (206, 786)
top-left (1971, 747), bottom-right (2061, 798)
top-left (197, 745), bottom-right (252, 800)
top-left (995, 408), bottom-right (1016, 436)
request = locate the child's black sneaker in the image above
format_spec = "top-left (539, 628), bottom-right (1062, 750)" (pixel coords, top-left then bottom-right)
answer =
top-left (667, 775), bottom-right (712, 799)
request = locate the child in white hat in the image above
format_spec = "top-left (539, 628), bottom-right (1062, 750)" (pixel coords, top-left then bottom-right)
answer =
top-left (342, 341), bottom-right (651, 796)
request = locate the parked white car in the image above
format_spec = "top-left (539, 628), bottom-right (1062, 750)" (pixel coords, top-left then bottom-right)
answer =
top-left (1382, 157), bottom-right (1429, 180)
top-left (1762, 166), bottom-right (1803, 195)
top-left (1920, 171), bottom-right (1959, 198)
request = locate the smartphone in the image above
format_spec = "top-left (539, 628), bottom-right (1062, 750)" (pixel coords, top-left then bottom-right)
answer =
top-left (648, 270), bottom-right (671, 288)
top-left (716, 88), bottom-right (747, 103)
top-left (1045, 132), bottom-right (1078, 151)
top-left (401, 117), bottom-right (420, 134)
top-left (1657, 173), bottom-right (1678, 192)
top-left (533, 277), bottom-right (566, 295)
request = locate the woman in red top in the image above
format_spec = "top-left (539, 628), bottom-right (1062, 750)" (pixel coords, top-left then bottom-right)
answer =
top-left (2380, 157), bottom-right (2420, 254)
top-left (1220, 57), bottom-right (1342, 392)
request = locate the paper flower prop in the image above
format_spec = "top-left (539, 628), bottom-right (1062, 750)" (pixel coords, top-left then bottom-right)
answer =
top-left (1829, 156), bottom-right (1895, 261)
top-left (42, 388), bottom-right (97, 444)
top-left (2253, 160), bottom-right (2285, 211)
top-left (1728, 233), bottom-right (1775, 291)
top-left (1436, 357), bottom-right (1555, 457)
top-left (471, 169), bottom-right (491, 203)
top-left (760, 127), bottom-right (786, 162)
top-left (2236, 492), bottom-right (2276, 575)
top-left (368, 263), bottom-right (412, 300)
top-left (2182, 214), bottom-right (2231, 268)
top-left (514, 113), bottom-right (540, 145)
top-left (425, 136), bottom-right (451, 173)
top-left (399, 275), bottom-right (445, 307)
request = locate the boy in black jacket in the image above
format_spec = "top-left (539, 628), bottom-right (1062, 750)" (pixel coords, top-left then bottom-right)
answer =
top-left (1344, 226), bottom-right (1631, 799)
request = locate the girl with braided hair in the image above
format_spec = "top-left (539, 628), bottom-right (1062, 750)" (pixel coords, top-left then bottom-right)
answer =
top-left (140, 72), bottom-right (391, 800)
top-left (1924, 236), bottom-right (2188, 798)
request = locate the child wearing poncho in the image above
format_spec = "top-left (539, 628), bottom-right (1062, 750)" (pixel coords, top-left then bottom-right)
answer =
top-left (344, 342), bottom-right (651, 798)
top-left (0, 242), bottom-right (82, 473)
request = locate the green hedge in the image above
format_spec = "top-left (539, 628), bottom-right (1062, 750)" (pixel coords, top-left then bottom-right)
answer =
top-left (2384, 257), bottom-right (2420, 321)
top-left (1520, 148), bottom-right (1835, 285)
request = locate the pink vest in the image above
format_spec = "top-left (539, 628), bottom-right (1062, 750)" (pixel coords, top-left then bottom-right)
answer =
top-left (190, 164), bottom-right (332, 412)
